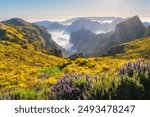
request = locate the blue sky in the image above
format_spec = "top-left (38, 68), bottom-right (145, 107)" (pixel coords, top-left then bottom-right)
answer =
top-left (0, 0), bottom-right (149, 21)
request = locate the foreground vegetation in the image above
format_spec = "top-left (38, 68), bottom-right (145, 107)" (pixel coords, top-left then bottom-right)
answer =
top-left (0, 60), bottom-right (150, 100)
top-left (0, 35), bottom-right (150, 100)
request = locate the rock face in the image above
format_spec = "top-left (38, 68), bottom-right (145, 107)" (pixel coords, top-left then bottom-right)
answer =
top-left (70, 29), bottom-right (96, 52)
top-left (70, 28), bottom-right (113, 56)
top-left (0, 18), bottom-right (67, 57)
top-left (111, 16), bottom-right (146, 45)
top-left (69, 16), bottom-right (146, 57)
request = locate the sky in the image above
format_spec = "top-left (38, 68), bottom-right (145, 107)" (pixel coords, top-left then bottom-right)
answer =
top-left (0, 0), bottom-right (149, 22)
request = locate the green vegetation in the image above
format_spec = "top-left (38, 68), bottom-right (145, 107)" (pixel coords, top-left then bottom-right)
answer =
top-left (39, 67), bottom-right (61, 76)
top-left (109, 36), bottom-right (150, 59)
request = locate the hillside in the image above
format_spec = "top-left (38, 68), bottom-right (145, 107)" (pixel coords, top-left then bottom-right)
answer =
top-left (0, 37), bottom-right (133, 100)
top-left (108, 36), bottom-right (150, 59)
top-left (0, 17), bottom-right (150, 100)
top-left (0, 41), bottom-right (66, 89)
top-left (0, 18), bottom-right (68, 57)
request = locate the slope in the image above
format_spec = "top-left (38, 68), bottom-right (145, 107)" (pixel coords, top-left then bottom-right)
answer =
top-left (108, 36), bottom-right (150, 59)
top-left (0, 18), bottom-right (66, 57)
top-left (0, 40), bottom-right (66, 90)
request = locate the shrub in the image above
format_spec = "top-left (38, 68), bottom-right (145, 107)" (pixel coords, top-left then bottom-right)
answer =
top-left (119, 60), bottom-right (150, 99)
top-left (51, 73), bottom-right (116, 100)
top-left (51, 74), bottom-right (91, 100)
top-left (116, 77), bottom-right (144, 99)
top-left (0, 82), bottom-right (51, 100)
top-left (39, 67), bottom-right (61, 76)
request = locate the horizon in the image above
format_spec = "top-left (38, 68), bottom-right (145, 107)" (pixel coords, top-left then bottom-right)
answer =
top-left (0, 16), bottom-right (150, 23)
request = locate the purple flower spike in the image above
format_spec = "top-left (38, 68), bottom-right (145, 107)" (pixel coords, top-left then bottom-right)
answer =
top-left (95, 76), bottom-right (98, 82)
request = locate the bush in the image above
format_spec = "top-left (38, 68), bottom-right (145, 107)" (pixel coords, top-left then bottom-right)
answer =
top-left (119, 60), bottom-right (150, 99)
top-left (0, 82), bottom-right (51, 100)
top-left (51, 60), bottom-right (150, 100)
top-left (116, 77), bottom-right (144, 99)
top-left (39, 67), bottom-right (61, 76)
top-left (51, 73), bottom-right (116, 100)
top-left (51, 74), bottom-right (90, 100)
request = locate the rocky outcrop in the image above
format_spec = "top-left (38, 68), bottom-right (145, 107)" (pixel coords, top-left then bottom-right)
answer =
top-left (70, 29), bottom-right (96, 52)
top-left (111, 16), bottom-right (146, 45)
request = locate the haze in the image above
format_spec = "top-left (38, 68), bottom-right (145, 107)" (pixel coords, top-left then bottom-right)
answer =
top-left (0, 0), bottom-right (149, 22)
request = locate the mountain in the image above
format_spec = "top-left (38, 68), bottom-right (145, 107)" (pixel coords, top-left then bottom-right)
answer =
top-left (70, 28), bottom-right (113, 56)
top-left (65, 17), bottom-right (126, 33)
top-left (110, 16), bottom-right (146, 45)
top-left (70, 29), bottom-right (96, 54)
top-left (0, 18), bottom-right (67, 57)
top-left (69, 16), bottom-right (146, 57)
top-left (66, 18), bottom-right (101, 33)
top-left (62, 16), bottom-right (122, 25)
top-left (107, 36), bottom-right (150, 59)
top-left (145, 25), bottom-right (150, 37)
top-left (34, 21), bottom-right (68, 31)
top-left (2, 18), bottom-right (31, 26)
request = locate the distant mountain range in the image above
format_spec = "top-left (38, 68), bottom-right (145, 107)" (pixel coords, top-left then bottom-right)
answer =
top-left (65, 17), bottom-right (126, 33)
top-left (35, 21), bottom-right (68, 31)
top-left (70, 16), bottom-right (148, 57)
top-left (34, 17), bottom-right (126, 33)
top-left (62, 16), bottom-right (124, 25)
top-left (1, 16), bottom-right (149, 58)
top-left (33, 16), bottom-right (150, 57)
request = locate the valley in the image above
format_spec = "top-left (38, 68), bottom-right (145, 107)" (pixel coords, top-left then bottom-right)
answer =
top-left (0, 16), bottom-right (150, 100)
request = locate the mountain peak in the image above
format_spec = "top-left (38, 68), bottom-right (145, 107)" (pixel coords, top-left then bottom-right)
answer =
top-left (2, 18), bottom-right (31, 26)
top-left (116, 15), bottom-right (142, 27)
top-left (113, 15), bottom-right (146, 43)
top-left (126, 15), bottom-right (141, 23)
top-left (131, 15), bottom-right (140, 19)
